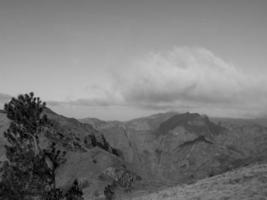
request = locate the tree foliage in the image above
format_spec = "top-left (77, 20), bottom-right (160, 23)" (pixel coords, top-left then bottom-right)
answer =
top-left (0, 92), bottom-right (84, 200)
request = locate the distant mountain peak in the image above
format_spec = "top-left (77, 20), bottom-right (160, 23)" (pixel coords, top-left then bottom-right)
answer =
top-left (156, 112), bottom-right (224, 136)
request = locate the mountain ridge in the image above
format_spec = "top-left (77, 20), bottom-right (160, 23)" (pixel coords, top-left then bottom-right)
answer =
top-left (1, 109), bottom-right (267, 199)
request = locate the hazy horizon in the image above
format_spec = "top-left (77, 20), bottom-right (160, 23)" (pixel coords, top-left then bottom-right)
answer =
top-left (1, 0), bottom-right (267, 120)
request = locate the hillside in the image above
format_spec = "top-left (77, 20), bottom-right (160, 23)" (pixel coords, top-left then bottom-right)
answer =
top-left (82, 112), bottom-right (267, 186)
top-left (122, 162), bottom-right (267, 200)
top-left (1, 108), bottom-right (267, 199)
top-left (0, 111), bottom-right (9, 161)
top-left (0, 108), bottom-right (134, 199)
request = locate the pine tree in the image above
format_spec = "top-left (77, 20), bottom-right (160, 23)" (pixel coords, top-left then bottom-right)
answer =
top-left (0, 92), bottom-right (62, 199)
top-left (0, 92), bottom-right (85, 200)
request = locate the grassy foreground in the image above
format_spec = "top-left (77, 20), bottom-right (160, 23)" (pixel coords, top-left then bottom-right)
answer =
top-left (121, 163), bottom-right (267, 200)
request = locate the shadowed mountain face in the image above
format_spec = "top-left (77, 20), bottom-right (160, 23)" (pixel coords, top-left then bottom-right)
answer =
top-left (157, 113), bottom-right (224, 137)
top-left (1, 109), bottom-right (267, 199)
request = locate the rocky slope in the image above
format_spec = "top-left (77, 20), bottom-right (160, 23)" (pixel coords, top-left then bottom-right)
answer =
top-left (121, 162), bottom-right (267, 200)
top-left (82, 112), bottom-right (267, 187)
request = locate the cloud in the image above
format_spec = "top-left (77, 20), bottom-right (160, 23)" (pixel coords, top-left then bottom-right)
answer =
top-left (49, 47), bottom-right (267, 118)
top-left (48, 84), bottom-right (124, 107)
top-left (120, 47), bottom-right (244, 104)
top-left (112, 47), bottom-right (266, 116)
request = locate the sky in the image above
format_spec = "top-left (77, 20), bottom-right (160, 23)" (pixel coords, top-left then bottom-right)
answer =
top-left (0, 0), bottom-right (267, 120)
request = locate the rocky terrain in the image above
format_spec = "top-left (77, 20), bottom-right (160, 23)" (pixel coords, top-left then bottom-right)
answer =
top-left (122, 162), bottom-right (267, 200)
top-left (1, 106), bottom-right (267, 199)
top-left (82, 112), bottom-right (267, 185)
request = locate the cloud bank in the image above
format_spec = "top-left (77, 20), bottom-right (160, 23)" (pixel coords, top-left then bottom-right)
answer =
top-left (50, 47), bottom-right (267, 119)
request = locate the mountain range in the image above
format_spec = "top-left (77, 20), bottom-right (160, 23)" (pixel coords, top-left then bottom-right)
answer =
top-left (0, 105), bottom-right (267, 199)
